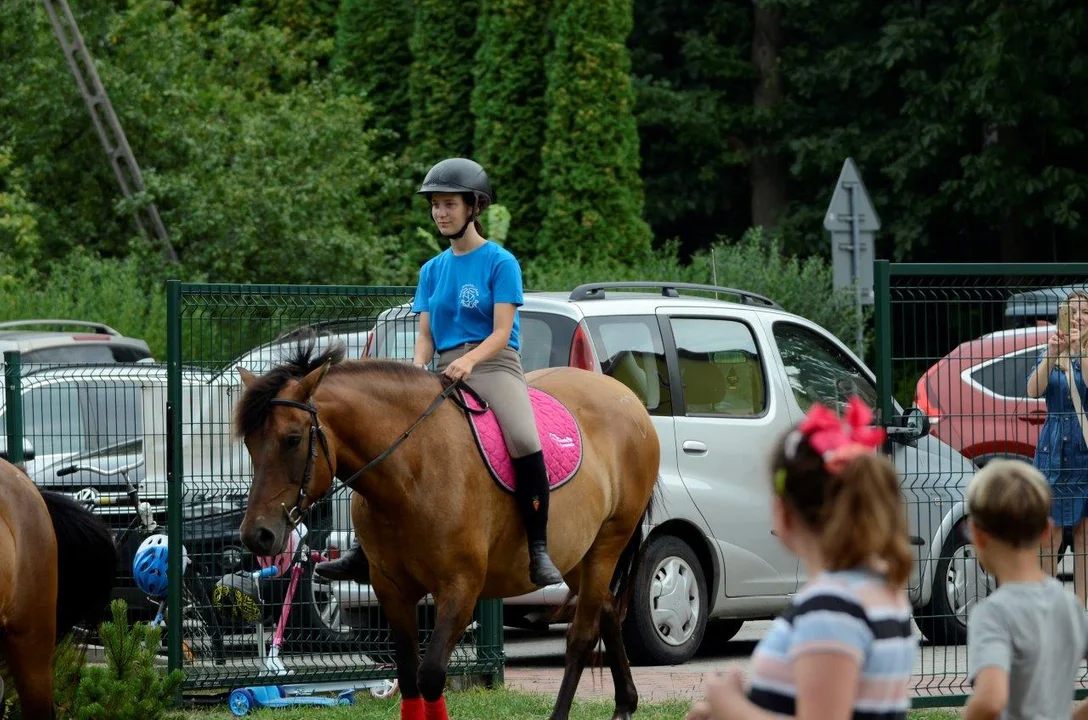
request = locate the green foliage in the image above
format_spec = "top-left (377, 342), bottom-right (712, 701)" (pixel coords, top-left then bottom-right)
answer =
top-left (629, 0), bottom-right (755, 253)
top-left (0, 145), bottom-right (42, 274)
top-left (408, 0), bottom-right (479, 165)
top-left (333, 0), bottom-right (413, 151)
top-left (1, 635), bottom-right (86, 719)
top-left (481, 203), bottom-right (512, 246)
top-left (687, 227), bottom-right (871, 355)
top-left (471, 0), bottom-right (550, 257)
top-left (1, 0), bottom-right (425, 286)
top-left (73, 599), bottom-right (184, 720)
top-left (539, 0), bottom-right (653, 267)
top-left (762, 0), bottom-right (1088, 262)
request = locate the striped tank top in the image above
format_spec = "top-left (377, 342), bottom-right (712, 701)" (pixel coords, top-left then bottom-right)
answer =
top-left (747, 569), bottom-right (917, 720)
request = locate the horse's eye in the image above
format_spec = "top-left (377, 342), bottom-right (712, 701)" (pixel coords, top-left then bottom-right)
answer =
top-left (284, 434), bottom-right (302, 449)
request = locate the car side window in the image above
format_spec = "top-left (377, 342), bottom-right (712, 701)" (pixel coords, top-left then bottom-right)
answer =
top-left (670, 318), bottom-right (767, 417)
top-left (970, 346), bottom-right (1044, 399)
top-left (586, 316), bottom-right (671, 416)
top-left (23, 385), bottom-right (86, 456)
top-left (772, 322), bottom-right (877, 413)
top-left (84, 382), bottom-right (143, 451)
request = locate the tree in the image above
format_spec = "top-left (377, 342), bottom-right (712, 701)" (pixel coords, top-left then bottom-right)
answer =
top-left (538, 0), bottom-right (652, 267)
top-left (471, 0), bottom-right (550, 256)
top-left (629, 0), bottom-right (754, 258)
top-left (334, 0), bottom-right (413, 153)
top-left (750, 1), bottom-right (787, 229)
top-left (408, 0), bottom-right (479, 165)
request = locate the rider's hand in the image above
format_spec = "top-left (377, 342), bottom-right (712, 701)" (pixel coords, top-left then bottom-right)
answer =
top-left (442, 356), bottom-right (476, 382)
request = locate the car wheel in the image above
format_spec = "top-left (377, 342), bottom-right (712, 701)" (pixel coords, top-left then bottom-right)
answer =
top-left (703, 619), bottom-right (744, 645)
top-left (622, 535), bottom-right (708, 665)
top-left (916, 519), bottom-right (996, 645)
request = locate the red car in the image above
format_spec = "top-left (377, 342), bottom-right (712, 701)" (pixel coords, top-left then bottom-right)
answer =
top-left (915, 324), bottom-right (1053, 467)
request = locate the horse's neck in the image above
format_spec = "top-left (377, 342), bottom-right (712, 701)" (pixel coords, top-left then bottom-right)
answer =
top-left (321, 373), bottom-right (442, 509)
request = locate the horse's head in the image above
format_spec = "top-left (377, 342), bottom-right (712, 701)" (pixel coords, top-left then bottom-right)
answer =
top-left (234, 337), bottom-right (343, 557)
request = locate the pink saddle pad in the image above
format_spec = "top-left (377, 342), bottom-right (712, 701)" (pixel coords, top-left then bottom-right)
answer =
top-left (460, 387), bottom-right (582, 493)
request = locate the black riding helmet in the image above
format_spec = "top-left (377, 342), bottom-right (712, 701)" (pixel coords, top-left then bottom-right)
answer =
top-left (416, 158), bottom-right (493, 239)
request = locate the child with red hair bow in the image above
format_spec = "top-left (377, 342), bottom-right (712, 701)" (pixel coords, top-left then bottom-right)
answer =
top-left (688, 397), bottom-right (918, 720)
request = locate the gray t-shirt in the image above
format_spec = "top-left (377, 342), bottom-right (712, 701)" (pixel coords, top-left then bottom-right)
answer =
top-left (967, 576), bottom-right (1088, 720)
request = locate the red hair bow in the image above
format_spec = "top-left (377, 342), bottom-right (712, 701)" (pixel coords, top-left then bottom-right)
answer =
top-left (798, 397), bottom-right (886, 475)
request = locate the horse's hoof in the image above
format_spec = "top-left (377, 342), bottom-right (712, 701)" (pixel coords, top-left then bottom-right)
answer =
top-left (611, 712), bottom-right (633, 720)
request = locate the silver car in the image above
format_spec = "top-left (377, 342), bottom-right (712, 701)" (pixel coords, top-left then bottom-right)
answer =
top-left (321, 282), bottom-right (976, 664)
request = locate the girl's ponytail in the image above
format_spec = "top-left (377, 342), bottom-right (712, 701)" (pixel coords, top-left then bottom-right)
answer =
top-left (821, 453), bottom-right (913, 588)
top-left (773, 398), bottom-right (912, 587)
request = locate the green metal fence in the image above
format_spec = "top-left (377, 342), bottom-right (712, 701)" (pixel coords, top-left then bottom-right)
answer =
top-left (874, 262), bottom-right (1088, 705)
top-left (1, 349), bottom-right (165, 626)
top-left (161, 281), bottom-right (504, 691)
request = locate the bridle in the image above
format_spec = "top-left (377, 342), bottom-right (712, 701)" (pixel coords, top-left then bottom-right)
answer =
top-left (265, 378), bottom-right (488, 529)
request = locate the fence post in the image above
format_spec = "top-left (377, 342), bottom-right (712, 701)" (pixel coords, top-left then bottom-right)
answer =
top-left (3, 351), bottom-right (24, 466)
top-left (477, 598), bottom-right (506, 685)
top-left (165, 280), bottom-right (184, 678)
top-left (873, 260), bottom-right (893, 427)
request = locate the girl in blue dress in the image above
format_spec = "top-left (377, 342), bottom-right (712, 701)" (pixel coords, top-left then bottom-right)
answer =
top-left (1027, 290), bottom-right (1088, 607)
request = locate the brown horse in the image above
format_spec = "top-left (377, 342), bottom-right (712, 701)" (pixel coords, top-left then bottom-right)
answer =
top-left (235, 337), bottom-right (659, 720)
top-left (0, 458), bottom-right (117, 719)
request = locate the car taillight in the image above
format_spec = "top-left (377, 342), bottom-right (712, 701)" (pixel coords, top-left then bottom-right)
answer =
top-left (568, 322), bottom-right (596, 371)
top-left (363, 332), bottom-right (374, 358)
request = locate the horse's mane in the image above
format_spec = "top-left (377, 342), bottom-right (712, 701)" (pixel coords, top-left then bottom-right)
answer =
top-left (233, 330), bottom-right (432, 439)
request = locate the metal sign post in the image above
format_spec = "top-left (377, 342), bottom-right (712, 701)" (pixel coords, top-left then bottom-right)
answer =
top-left (824, 157), bottom-right (880, 358)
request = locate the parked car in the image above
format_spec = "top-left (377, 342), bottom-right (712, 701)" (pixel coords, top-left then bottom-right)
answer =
top-left (318, 281), bottom-right (979, 661)
top-left (0, 319), bottom-right (152, 365)
top-left (915, 325), bottom-right (1052, 467)
top-left (1005, 284), bottom-right (1088, 328)
top-left (0, 362), bottom-right (249, 615)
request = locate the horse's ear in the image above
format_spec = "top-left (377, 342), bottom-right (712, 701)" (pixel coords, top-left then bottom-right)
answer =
top-left (298, 360), bottom-right (331, 401)
top-left (238, 367), bottom-right (258, 389)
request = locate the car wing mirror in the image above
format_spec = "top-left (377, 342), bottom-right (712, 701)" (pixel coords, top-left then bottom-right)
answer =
top-left (884, 407), bottom-right (931, 445)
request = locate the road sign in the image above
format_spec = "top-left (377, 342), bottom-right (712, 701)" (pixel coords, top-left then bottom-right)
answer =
top-left (823, 158), bottom-right (881, 357)
top-left (824, 157), bottom-right (880, 233)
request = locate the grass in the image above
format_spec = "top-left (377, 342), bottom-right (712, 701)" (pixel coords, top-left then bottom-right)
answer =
top-left (170, 687), bottom-right (963, 719)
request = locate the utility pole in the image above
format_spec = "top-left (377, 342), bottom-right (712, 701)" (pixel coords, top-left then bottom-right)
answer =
top-left (41, 0), bottom-right (179, 264)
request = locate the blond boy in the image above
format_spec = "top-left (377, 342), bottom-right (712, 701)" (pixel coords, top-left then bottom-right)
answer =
top-left (963, 459), bottom-right (1088, 720)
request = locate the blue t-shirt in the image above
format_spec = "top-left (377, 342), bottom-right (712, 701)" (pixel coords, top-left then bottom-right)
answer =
top-left (411, 241), bottom-right (524, 352)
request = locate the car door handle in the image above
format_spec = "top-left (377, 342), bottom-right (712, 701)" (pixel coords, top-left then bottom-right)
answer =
top-left (682, 441), bottom-right (708, 455)
top-left (1018, 410), bottom-right (1047, 425)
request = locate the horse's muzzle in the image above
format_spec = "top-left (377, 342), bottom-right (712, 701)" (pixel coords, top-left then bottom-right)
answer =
top-left (241, 524), bottom-right (280, 558)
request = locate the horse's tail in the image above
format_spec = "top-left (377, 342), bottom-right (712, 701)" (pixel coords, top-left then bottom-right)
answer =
top-left (40, 489), bottom-right (119, 642)
top-left (609, 477), bottom-right (659, 621)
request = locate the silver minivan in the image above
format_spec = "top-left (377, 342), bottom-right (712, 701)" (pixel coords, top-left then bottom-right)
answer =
top-left (324, 282), bottom-right (977, 663)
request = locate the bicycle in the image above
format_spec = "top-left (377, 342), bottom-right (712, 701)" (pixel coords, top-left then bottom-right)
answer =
top-left (58, 460), bottom-right (226, 665)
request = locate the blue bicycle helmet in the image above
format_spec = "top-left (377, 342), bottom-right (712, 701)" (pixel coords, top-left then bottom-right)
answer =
top-left (132, 534), bottom-right (187, 598)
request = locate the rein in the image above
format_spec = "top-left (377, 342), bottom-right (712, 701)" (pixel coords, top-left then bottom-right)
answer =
top-left (267, 375), bottom-right (489, 528)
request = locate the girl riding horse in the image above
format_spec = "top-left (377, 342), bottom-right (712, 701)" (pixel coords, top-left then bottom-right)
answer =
top-left (316, 158), bottom-right (562, 587)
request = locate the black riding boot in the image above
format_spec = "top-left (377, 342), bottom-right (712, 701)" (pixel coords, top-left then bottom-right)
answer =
top-left (513, 451), bottom-right (564, 587)
top-left (314, 540), bottom-right (368, 581)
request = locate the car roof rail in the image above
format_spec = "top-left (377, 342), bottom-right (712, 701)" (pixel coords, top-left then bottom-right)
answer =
top-left (0, 319), bottom-right (121, 336)
top-left (568, 282), bottom-right (781, 308)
